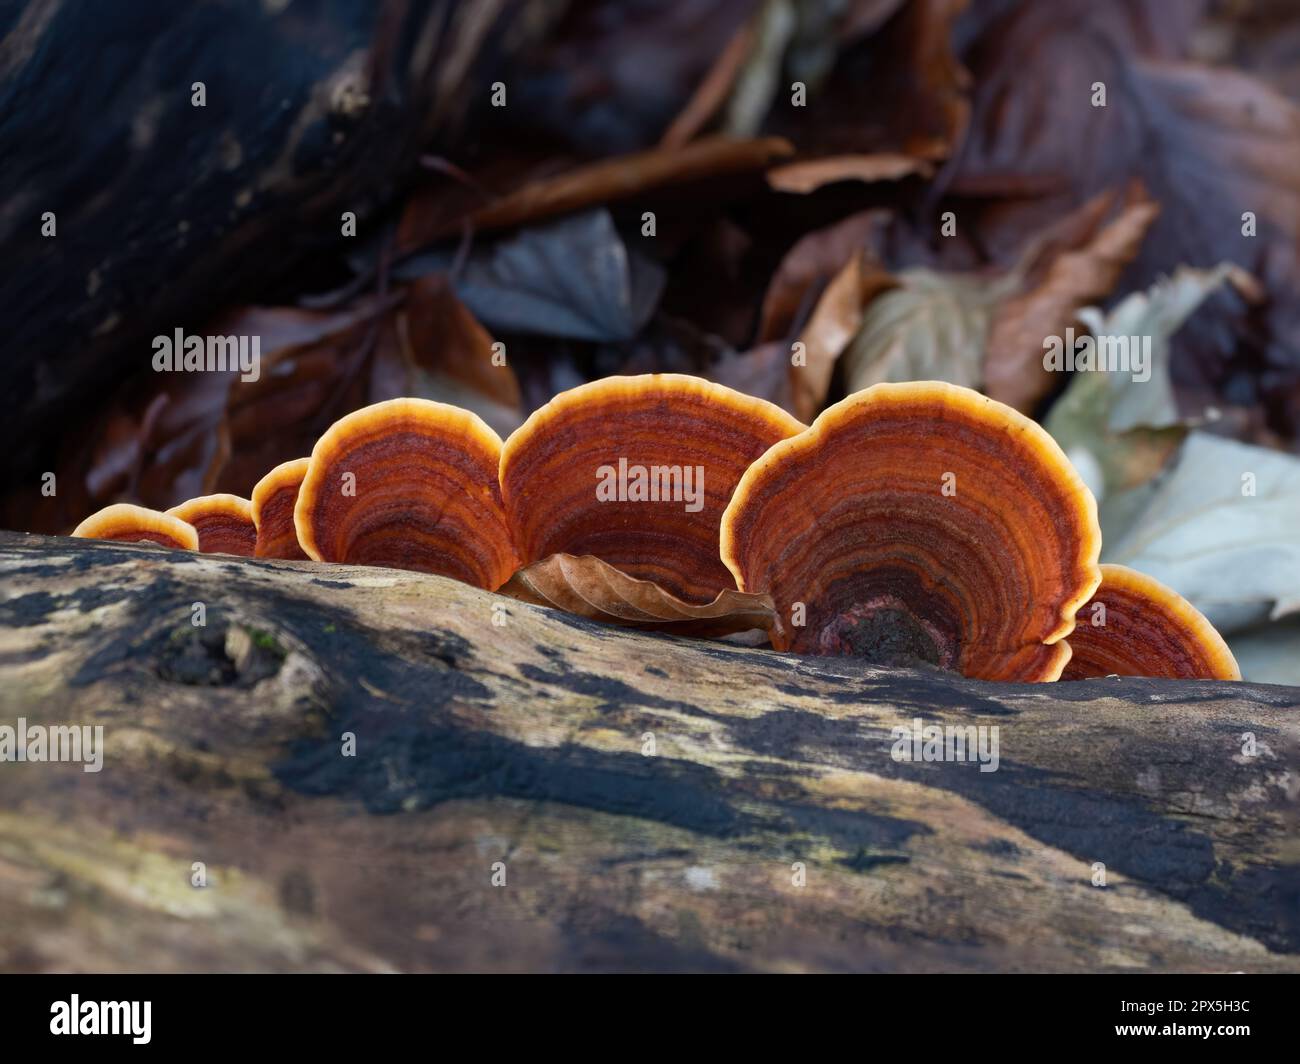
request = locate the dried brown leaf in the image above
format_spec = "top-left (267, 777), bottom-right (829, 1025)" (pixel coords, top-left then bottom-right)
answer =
top-left (501, 553), bottom-right (776, 637)
top-left (766, 153), bottom-right (933, 193)
top-left (400, 136), bottom-right (794, 251)
top-left (758, 209), bottom-right (891, 342)
top-left (400, 275), bottom-right (524, 436)
top-left (788, 251), bottom-right (897, 422)
top-left (660, 18), bottom-right (758, 149)
top-left (983, 188), bottom-right (1161, 412)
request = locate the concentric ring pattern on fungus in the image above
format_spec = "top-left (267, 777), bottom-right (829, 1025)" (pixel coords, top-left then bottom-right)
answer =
top-left (251, 458), bottom-right (310, 560)
top-left (721, 381), bottom-right (1103, 682)
top-left (294, 397), bottom-right (517, 589)
top-left (72, 503), bottom-right (198, 550)
top-left (1061, 563), bottom-right (1240, 680)
top-left (167, 494), bottom-right (257, 556)
top-left (500, 374), bottom-right (806, 604)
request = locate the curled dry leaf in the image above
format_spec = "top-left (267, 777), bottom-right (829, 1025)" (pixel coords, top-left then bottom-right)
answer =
top-left (398, 136), bottom-right (794, 251)
top-left (711, 242), bottom-right (894, 417)
top-left (398, 274), bottom-right (524, 437)
top-left (501, 553), bottom-right (777, 637)
top-left (758, 209), bottom-right (892, 343)
top-left (841, 268), bottom-right (1004, 395)
top-left (983, 187), bottom-right (1161, 412)
top-left (787, 250), bottom-right (896, 421)
top-left (766, 152), bottom-right (933, 193)
top-left (1046, 262), bottom-right (1263, 500)
top-left (660, 18), bottom-right (758, 148)
top-left (840, 184), bottom-right (1158, 410)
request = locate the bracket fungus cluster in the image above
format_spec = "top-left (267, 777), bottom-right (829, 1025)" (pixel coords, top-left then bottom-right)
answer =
top-left (69, 375), bottom-right (1239, 683)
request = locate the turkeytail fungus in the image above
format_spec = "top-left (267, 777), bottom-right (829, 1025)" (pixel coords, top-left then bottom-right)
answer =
top-left (1061, 563), bottom-right (1241, 680)
top-left (251, 458), bottom-right (310, 560)
top-left (71, 503), bottom-right (198, 550)
top-left (720, 381), bottom-right (1102, 682)
top-left (166, 494), bottom-right (258, 557)
top-left (294, 397), bottom-right (517, 589)
top-left (499, 374), bottom-right (806, 604)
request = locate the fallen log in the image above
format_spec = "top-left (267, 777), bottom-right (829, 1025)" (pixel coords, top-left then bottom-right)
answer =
top-left (0, 0), bottom-right (550, 485)
top-left (0, 530), bottom-right (1296, 972)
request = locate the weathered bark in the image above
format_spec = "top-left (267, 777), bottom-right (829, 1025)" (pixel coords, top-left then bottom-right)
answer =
top-left (0, 531), bottom-right (1296, 973)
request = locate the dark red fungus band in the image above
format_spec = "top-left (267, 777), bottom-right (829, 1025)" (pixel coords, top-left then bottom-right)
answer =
top-left (721, 381), bottom-right (1103, 682)
top-left (1061, 564), bottom-right (1240, 680)
top-left (295, 397), bottom-right (517, 589)
top-left (167, 494), bottom-right (258, 556)
top-left (499, 374), bottom-right (806, 604)
top-left (251, 458), bottom-right (310, 560)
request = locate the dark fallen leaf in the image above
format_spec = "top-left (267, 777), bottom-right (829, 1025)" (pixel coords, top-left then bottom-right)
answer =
top-left (763, 0), bottom-right (970, 161)
top-left (501, 553), bottom-right (777, 637)
top-left (655, 216), bottom-right (765, 351)
top-left (215, 315), bottom-right (387, 497)
top-left (396, 210), bottom-right (667, 343)
top-left (758, 208), bottom-right (892, 342)
top-left (204, 299), bottom-right (395, 357)
top-left (840, 0), bottom-right (912, 44)
top-left (608, 313), bottom-right (733, 379)
top-left (708, 339), bottom-right (796, 411)
top-left (502, 0), bottom-right (759, 156)
top-left (1195, 0), bottom-right (1300, 104)
top-left (948, 0), bottom-right (1300, 437)
top-left (217, 278), bottom-right (527, 494)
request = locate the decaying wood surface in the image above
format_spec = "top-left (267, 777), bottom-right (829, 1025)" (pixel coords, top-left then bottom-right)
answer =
top-left (0, 531), bottom-right (1296, 973)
